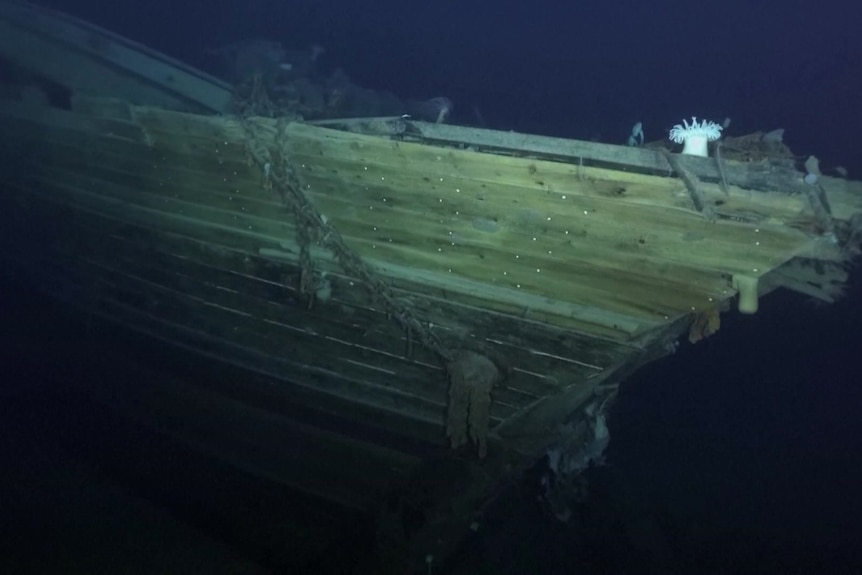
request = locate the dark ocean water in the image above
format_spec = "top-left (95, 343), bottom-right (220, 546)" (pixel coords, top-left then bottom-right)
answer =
top-left (3, 0), bottom-right (862, 572)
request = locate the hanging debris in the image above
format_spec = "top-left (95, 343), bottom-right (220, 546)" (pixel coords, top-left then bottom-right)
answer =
top-left (539, 399), bottom-right (612, 522)
top-left (445, 350), bottom-right (501, 459)
top-left (689, 305), bottom-right (723, 343)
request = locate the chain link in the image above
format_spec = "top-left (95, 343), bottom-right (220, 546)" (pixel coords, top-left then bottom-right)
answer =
top-left (239, 115), bottom-right (455, 362)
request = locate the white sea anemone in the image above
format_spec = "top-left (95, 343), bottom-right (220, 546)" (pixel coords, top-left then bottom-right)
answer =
top-left (668, 117), bottom-right (723, 157)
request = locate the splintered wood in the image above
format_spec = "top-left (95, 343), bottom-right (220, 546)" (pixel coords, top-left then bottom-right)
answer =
top-left (445, 351), bottom-right (500, 458)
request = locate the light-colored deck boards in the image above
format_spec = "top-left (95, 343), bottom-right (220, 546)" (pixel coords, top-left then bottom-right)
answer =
top-left (282, 127), bottom-right (812, 262)
top-left (34, 158), bottom-right (709, 325)
top-left (139, 125), bottom-right (811, 319)
top-left (57, 108), bottom-right (816, 288)
top-left (12, 159), bottom-right (644, 338)
top-left (8, 129), bottom-right (804, 339)
top-left (4, 125), bottom-right (658, 335)
top-left (1, 101), bottom-right (832, 337)
top-left (15, 127), bottom-right (733, 308)
top-left (138, 110), bottom-right (813, 237)
top-left (10, 99), bottom-right (862, 222)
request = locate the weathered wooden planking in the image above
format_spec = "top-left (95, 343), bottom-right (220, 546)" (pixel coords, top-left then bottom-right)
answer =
top-left (82, 112), bottom-right (862, 252)
top-left (318, 119), bottom-right (801, 192)
top-left (3, 103), bottom-right (821, 345)
top-left (1, 101), bottom-right (840, 332)
top-left (0, 147), bottom-right (764, 346)
top-left (2, 148), bottom-right (631, 368)
top-left (120, 110), bottom-right (822, 303)
top-left (94, 106), bottom-right (862, 225)
top-left (2, 110), bottom-right (658, 336)
top-left (275, 124), bottom-right (814, 304)
top-left (115, 224), bottom-right (620, 391)
top-left (3, 168), bottom-right (617, 412)
top-left (8, 97), bottom-right (862, 222)
top-left (22, 204), bottom-right (471, 419)
top-left (0, 191), bottom-right (622, 448)
top-left (6, 180), bottom-right (610, 415)
top-left (278, 122), bottom-right (814, 255)
top-left (134, 125), bottom-right (730, 324)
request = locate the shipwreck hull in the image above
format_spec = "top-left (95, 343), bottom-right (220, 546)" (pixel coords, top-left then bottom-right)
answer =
top-left (0, 96), bottom-right (657, 454)
top-left (2, 92), bottom-right (859, 456)
top-left (2, 15), bottom-right (862, 566)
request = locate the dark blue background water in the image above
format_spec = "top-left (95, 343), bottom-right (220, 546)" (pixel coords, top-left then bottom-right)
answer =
top-left (3, 0), bottom-right (862, 573)
top-left (53, 0), bottom-right (862, 169)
